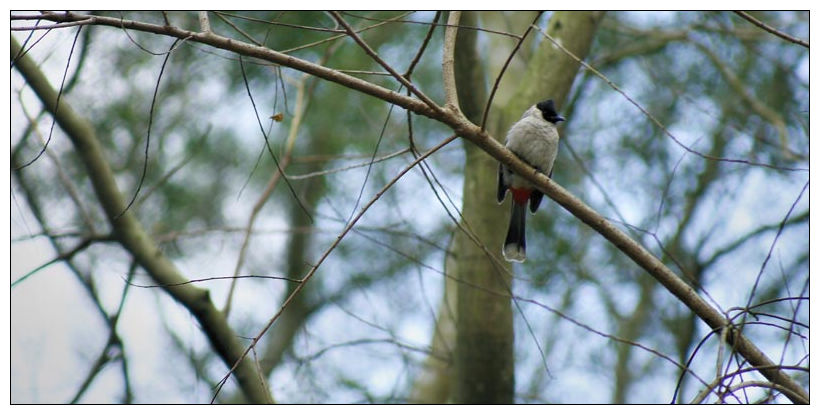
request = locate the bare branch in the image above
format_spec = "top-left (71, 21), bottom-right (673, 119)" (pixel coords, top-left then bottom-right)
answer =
top-left (480, 12), bottom-right (542, 131)
top-left (280, 11), bottom-right (414, 54)
top-left (17, 93), bottom-right (98, 231)
top-left (20, 12), bottom-right (438, 117)
top-left (12, 18), bottom-right (95, 31)
top-left (733, 11), bottom-right (808, 48)
top-left (237, 54), bottom-right (313, 223)
top-left (286, 147), bottom-right (411, 180)
top-left (441, 11), bottom-right (461, 112)
top-left (224, 66), bottom-right (315, 316)
top-left (126, 274), bottom-right (303, 288)
top-left (339, 11), bottom-right (523, 39)
top-left (692, 40), bottom-right (793, 159)
top-left (11, 236), bottom-right (110, 288)
top-left (532, 24), bottom-right (806, 172)
top-left (329, 11), bottom-right (442, 113)
top-left (211, 133), bottom-right (459, 402)
top-left (213, 11), bottom-right (346, 33)
top-left (212, 11), bottom-right (262, 45)
top-left (116, 37), bottom-right (180, 220)
top-left (198, 11), bottom-right (211, 33)
top-left (11, 36), bottom-right (274, 404)
top-left (404, 11), bottom-right (441, 78)
top-left (13, 26), bottom-right (82, 170)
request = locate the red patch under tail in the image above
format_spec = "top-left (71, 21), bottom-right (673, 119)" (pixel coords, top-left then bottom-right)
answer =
top-left (510, 187), bottom-right (531, 205)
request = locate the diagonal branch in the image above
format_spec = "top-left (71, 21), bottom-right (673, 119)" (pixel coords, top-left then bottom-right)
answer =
top-left (211, 133), bottom-right (459, 402)
top-left (532, 24), bottom-right (805, 173)
top-left (11, 35), bottom-right (273, 404)
top-left (692, 40), bottom-right (794, 159)
top-left (20, 12), bottom-right (438, 118)
top-left (329, 11), bottom-right (442, 113)
top-left (733, 11), bottom-right (808, 48)
top-left (480, 12), bottom-right (542, 131)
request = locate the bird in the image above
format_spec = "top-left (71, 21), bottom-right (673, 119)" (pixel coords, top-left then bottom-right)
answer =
top-left (497, 99), bottom-right (565, 262)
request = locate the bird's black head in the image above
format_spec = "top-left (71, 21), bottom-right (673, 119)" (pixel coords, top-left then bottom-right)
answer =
top-left (536, 99), bottom-right (566, 124)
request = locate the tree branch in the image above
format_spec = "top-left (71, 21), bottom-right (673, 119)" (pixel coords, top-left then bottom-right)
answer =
top-left (198, 11), bottom-right (212, 33)
top-left (532, 23), bottom-right (804, 172)
top-left (480, 12), bottom-right (542, 131)
top-left (441, 11), bottom-right (461, 113)
top-left (692, 40), bottom-right (794, 160)
top-left (733, 11), bottom-right (808, 48)
top-left (330, 11), bottom-right (442, 113)
top-left (11, 35), bottom-right (273, 404)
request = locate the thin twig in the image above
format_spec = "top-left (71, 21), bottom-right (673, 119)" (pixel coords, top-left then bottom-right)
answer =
top-left (12, 35), bottom-right (274, 404)
top-left (330, 11), bottom-right (441, 113)
top-left (238, 54), bottom-right (313, 223)
top-left (480, 12), bottom-right (542, 131)
top-left (213, 11), bottom-right (345, 33)
top-left (134, 129), bottom-right (207, 208)
top-left (224, 65), bottom-right (315, 316)
top-left (532, 24), bottom-right (806, 173)
top-left (692, 40), bottom-right (793, 159)
top-left (733, 11), bottom-right (808, 48)
top-left (212, 11), bottom-right (262, 46)
top-left (11, 18), bottom-right (95, 31)
top-left (280, 11), bottom-right (414, 54)
top-left (339, 11), bottom-right (522, 39)
top-left (11, 236), bottom-right (111, 287)
top-left (336, 69), bottom-right (391, 76)
top-left (14, 26), bottom-right (82, 170)
top-left (404, 11), bottom-right (441, 78)
top-left (518, 295), bottom-right (708, 387)
top-left (738, 179), bottom-right (809, 336)
top-left (126, 274), bottom-right (303, 288)
top-left (691, 364), bottom-right (810, 404)
top-left (18, 92), bottom-right (97, 231)
top-left (116, 38), bottom-right (181, 220)
top-left (211, 133), bottom-right (458, 403)
top-left (287, 147), bottom-right (411, 180)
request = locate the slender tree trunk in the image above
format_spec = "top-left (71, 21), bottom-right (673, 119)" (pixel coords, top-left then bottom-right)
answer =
top-left (260, 175), bottom-right (324, 374)
top-left (451, 11), bottom-right (515, 404)
top-left (11, 36), bottom-right (274, 404)
top-left (453, 11), bottom-right (605, 403)
top-left (409, 235), bottom-right (459, 403)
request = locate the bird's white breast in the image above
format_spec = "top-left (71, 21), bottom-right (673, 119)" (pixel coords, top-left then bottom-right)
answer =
top-left (504, 106), bottom-right (560, 175)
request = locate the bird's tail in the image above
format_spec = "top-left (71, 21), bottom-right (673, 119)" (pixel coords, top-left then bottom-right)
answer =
top-left (503, 201), bottom-right (526, 262)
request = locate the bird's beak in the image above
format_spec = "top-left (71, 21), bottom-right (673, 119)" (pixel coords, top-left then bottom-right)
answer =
top-left (555, 115), bottom-right (566, 123)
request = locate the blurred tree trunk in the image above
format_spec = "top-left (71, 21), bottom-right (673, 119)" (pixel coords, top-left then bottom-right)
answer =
top-left (450, 11), bottom-right (513, 404)
top-left (453, 11), bottom-right (605, 404)
top-left (409, 235), bottom-right (459, 403)
top-left (260, 174), bottom-right (324, 373)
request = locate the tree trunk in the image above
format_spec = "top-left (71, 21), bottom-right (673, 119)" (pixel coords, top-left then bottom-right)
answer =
top-left (452, 11), bottom-right (514, 404)
top-left (454, 11), bottom-right (605, 404)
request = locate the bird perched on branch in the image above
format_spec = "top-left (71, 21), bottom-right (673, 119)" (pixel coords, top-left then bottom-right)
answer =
top-left (497, 99), bottom-right (565, 262)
